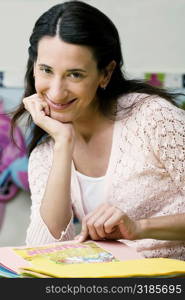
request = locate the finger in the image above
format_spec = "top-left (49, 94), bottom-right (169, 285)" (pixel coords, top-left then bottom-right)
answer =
top-left (74, 234), bottom-right (83, 242)
top-left (86, 216), bottom-right (101, 240)
top-left (77, 203), bottom-right (114, 242)
top-left (31, 102), bottom-right (46, 123)
top-left (44, 104), bottom-right (50, 116)
top-left (75, 204), bottom-right (106, 241)
top-left (29, 98), bottom-right (49, 122)
top-left (74, 234), bottom-right (80, 240)
top-left (36, 93), bottom-right (50, 116)
top-left (37, 91), bottom-right (44, 100)
top-left (23, 94), bottom-right (44, 114)
top-left (76, 218), bottom-right (89, 242)
top-left (103, 208), bottom-right (123, 234)
top-left (84, 203), bottom-right (116, 240)
top-left (103, 226), bottom-right (123, 240)
top-left (85, 209), bottom-right (107, 240)
top-left (93, 208), bottom-right (114, 238)
top-left (39, 101), bottom-right (50, 116)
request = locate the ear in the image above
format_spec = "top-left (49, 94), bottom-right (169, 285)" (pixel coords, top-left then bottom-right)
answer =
top-left (100, 60), bottom-right (116, 89)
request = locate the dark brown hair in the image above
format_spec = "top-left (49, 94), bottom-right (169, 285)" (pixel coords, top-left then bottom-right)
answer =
top-left (11, 0), bottom-right (183, 154)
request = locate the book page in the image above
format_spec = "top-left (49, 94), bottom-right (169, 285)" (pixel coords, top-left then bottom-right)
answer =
top-left (13, 241), bottom-right (118, 265)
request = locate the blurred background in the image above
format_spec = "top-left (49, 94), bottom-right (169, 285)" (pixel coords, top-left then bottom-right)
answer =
top-left (0, 0), bottom-right (185, 246)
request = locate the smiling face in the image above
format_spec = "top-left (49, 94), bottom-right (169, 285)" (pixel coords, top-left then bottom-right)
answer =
top-left (34, 36), bottom-right (106, 123)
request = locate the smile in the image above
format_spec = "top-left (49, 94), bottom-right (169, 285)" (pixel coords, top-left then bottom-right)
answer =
top-left (46, 96), bottom-right (77, 110)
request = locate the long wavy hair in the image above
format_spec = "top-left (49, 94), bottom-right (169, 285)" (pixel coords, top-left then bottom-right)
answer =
top-left (10, 0), bottom-right (182, 154)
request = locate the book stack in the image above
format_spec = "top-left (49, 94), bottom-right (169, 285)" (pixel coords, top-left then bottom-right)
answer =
top-left (1, 240), bottom-right (185, 278)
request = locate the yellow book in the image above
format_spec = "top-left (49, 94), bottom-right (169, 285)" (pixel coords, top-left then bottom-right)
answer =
top-left (20, 257), bottom-right (185, 278)
top-left (13, 241), bottom-right (185, 278)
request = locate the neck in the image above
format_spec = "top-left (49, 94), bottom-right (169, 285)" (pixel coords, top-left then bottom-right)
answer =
top-left (73, 106), bottom-right (111, 143)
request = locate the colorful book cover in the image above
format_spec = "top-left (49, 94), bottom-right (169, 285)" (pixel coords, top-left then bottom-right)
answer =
top-left (13, 241), bottom-right (119, 278)
top-left (0, 240), bottom-right (142, 278)
top-left (13, 241), bottom-right (119, 277)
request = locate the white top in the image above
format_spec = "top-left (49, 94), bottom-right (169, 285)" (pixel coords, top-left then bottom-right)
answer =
top-left (75, 170), bottom-right (105, 214)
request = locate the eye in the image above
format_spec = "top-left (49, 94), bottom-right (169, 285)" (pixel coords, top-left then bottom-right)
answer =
top-left (39, 67), bottom-right (52, 74)
top-left (68, 72), bottom-right (84, 79)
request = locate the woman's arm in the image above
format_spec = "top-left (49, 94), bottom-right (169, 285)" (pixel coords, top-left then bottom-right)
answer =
top-left (76, 203), bottom-right (185, 242)
top-left (23, 94), bottom-right (76, 241)
top-left (26, 140), bottom-right (76, 246)
top-left (40, 141), bottom-right (73, 239)
top-left (138, 213), bottom-right (185, 240)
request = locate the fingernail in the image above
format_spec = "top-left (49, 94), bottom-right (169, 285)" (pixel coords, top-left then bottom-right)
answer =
top-left (77, 235), bottom-right (84, 242)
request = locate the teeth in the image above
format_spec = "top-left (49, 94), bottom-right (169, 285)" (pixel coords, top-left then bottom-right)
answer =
top-left (67, 99), bottom-right (76, 104)
top-left (54, 103), bottom-right (63, 106)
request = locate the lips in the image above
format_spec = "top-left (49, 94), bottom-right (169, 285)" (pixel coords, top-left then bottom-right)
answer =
top-left (46, 96), bottom-right (77, 110)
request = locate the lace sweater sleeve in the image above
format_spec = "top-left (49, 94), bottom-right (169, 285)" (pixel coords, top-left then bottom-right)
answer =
top-left (25, 139), bottom-right (75, 246)
top-left (143, 97), bottom-right (185, 193)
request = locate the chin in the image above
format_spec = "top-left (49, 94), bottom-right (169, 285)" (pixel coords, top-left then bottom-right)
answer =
top-left (50, 111), bottom-right (73, 123)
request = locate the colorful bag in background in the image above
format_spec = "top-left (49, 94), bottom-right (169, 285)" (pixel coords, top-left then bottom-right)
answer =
top-left (0, 100), bottom-right (29, 227)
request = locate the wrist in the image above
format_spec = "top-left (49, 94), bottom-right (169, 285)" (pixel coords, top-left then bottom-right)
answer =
top-left (54, 139), bottom-right (74, 153)
top-left (135, 218), bottom-right (148, 239)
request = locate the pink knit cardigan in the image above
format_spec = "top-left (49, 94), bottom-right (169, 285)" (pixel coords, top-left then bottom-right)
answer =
top-left (26, 93), bottom-right (185, 260)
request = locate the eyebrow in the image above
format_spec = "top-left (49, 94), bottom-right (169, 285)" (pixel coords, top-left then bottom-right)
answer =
top-left (38, 64), bottom-right (87, 73)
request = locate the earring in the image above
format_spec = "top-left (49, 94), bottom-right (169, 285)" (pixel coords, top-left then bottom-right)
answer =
top-left (101, 85), bottom-right (106, 90)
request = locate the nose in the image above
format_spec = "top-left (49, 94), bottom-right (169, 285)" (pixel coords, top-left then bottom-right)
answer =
top-left (48, 78), bottom-right (68, 103)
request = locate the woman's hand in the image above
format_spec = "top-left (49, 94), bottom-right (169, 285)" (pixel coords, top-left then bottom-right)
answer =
top-left (23, 93), bottom-right (76, 149)
top-left (75, 203), bottom-right (140, 242)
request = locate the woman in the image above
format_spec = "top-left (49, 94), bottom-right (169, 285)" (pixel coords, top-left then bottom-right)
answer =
top-left (11, 1), bottom-right (185, 259)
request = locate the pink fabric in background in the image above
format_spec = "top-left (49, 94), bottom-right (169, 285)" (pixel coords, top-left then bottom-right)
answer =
top-left (0, 202), bottom-right (5, 229)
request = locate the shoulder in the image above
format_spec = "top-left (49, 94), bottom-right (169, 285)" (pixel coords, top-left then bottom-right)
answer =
top-left (138, 95), bottom-right (185, 130)
top-left (28, 137), bottom-right (54, 186)
top-left (117, 92), bottom-right (185, 123)
top-left (29, 137), bottom-right (54, 166)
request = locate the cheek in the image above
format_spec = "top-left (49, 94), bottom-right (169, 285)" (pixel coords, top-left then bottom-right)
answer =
top-left (34, 77), bottom-right (47, 93)
top-left (79, 79), bottom-right (99, 99)
top-left (86, 77), bottom-right (100, 90)
top-left (34, 80), bottom-right (42, 93)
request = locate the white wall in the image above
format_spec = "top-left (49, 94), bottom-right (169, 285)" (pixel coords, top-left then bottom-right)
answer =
top-left (0, 0), bottom-right (185, 86)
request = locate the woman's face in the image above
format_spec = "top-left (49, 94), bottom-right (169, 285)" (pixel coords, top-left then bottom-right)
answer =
top-left (34, 36), bottom-right (105, 123)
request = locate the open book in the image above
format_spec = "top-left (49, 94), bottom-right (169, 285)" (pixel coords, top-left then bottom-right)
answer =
top-left (14, 241), bottom-right (119, 277)
top-left (1, 240), bottom-right (185, 278)
top-left (0, 240), bottom-right (138, 278)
